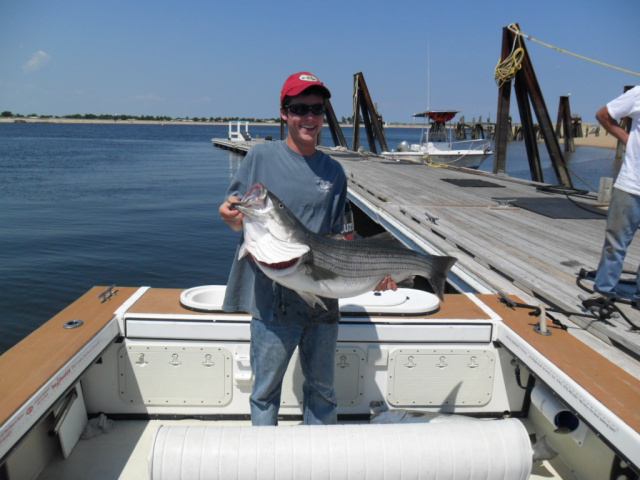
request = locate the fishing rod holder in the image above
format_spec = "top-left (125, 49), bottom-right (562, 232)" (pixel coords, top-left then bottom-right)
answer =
top-left (534, 304), bottom-right (552, 336)
top-left (498, 293), bottom-right (551, 336)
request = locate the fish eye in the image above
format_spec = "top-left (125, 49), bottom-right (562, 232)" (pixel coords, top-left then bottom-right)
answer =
top-left (278, 203), bottom-right (284, 209)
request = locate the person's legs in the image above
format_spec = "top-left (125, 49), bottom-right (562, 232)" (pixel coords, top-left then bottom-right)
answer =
top-left (298, 322), bottom-right (339, 425)
top-left (249, 318), bottom-right (302, 425)
top-left (635, 263), bottom-right (640, 304)
top-left (594, 188), bottom-right (640, 297)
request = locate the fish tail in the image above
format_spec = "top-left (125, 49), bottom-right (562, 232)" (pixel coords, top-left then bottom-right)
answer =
top-left (429, 256), bottom-right (457, 301)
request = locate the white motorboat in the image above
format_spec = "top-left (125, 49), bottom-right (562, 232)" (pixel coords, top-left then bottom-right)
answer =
top-left (382, 111), bottom-right (493, 169)
top-left (1, 284), bottom-right (639, 479)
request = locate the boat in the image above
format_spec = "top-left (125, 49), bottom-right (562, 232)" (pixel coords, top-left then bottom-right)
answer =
top-left (1, 282), bottom-right (639, 479)
top-left (381, 111), bottom-right (493, 169)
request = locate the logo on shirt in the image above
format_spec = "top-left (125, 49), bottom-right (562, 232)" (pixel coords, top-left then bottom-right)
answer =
top-left (317, 179), bottom-right (332, 191)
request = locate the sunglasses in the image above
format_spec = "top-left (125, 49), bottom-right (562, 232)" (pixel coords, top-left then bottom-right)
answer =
top-left (284, 103), bottom-right (325, 116)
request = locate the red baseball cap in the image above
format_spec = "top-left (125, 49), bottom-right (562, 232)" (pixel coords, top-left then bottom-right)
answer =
top-left (280, 72), bottom-right (331, 104)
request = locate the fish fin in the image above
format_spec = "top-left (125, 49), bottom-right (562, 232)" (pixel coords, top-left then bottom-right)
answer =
top-left (322, 232), bottom-right (345, 240)
top-left (368, 232), bottom-right (406, 246)
top-left (428, 256), bottom-right (458, 301)
top-left (295, 290), bottom-right (328, 310)
top-left (396, 277), bottom-right (415, 289)
top-left (368, 231), bottom-right (396, 242)
top-left (307, 264), bottom-right (339, 281)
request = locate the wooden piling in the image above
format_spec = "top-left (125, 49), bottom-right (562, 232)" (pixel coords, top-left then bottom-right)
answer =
top-left (351, 72), bottom-right (389, 154)
top-left (556, 95), bottom-right (575, 152)
top-left (324, 99), bottom-right (348, 148)
top-left (493, 27), bottom-right (513, 175)
top-left (494, 24), bottom-right (573, 188)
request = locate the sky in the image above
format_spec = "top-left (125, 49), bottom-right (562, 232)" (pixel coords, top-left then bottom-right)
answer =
top-left (1, 0), bottom-right (639, 123)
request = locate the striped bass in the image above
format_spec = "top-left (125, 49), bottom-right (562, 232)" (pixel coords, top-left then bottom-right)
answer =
top-left (232, 183), bottom-right (457, 309)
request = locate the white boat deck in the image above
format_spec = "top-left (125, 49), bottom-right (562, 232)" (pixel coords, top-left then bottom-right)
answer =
top-left (34, 418), bottom-right (572, 480)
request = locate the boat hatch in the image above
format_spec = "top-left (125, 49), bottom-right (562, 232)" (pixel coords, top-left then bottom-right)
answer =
top-left (180, 286), bottom-right (441, 316)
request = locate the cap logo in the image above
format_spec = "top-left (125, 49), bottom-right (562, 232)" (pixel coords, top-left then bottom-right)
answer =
top-left (299, 74), bottom-right (319, 82)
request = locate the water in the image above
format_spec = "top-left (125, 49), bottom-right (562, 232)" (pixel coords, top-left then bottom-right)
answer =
top-left (0, 123), bottom-right (617, 353)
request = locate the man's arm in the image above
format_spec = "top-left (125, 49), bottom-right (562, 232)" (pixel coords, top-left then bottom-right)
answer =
top-left (596, 106), bottom-right (629, 146)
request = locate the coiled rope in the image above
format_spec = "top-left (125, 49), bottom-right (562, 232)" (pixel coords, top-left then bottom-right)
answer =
top-left (495, 23), bottom-right (640, 88)
top-left (494, 27), bottom-right (525, 88)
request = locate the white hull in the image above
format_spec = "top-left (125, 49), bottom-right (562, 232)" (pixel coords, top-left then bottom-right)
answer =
top-left (382, 141), bottom-right (493, 169)
top-left (1, 286), bottom-right (639, 479)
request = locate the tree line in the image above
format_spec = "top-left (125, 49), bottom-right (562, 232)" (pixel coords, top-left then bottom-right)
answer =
top-left (1, 111), bottom-right (281, 123)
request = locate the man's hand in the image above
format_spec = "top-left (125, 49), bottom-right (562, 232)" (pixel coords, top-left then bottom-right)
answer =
top-left (375, 275), bottom-right (397, 292)
top-left (219, 196), bottom-right (244, 231)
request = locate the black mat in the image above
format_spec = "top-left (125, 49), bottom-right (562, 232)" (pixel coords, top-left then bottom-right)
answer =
top-left (503, 197), bottom-right (607, 219)
top-left (441, 178), bottom-right (505, 188)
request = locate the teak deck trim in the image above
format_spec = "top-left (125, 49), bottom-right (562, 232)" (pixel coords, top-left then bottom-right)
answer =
top-left (482, 294), bottom-right (640, 435)
top-left (0, 287), bottom-right (137, 428)
top-left (0, 287), bottom-right (142, 460)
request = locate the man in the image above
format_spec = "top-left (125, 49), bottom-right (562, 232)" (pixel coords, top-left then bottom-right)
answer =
top-left (592, 86), bottom-right (640, 303)
top-left (219, 72), bottom-right (394, 425)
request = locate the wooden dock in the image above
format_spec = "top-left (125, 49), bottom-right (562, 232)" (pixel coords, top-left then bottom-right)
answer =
top-left (211, 137), bottom-right (268, 154)
top-left (212, 138), bottom-right (640, 372)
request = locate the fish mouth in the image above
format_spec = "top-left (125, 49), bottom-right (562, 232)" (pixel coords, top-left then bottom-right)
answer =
top-left (257, 257), bottom-right (300, 270)
top-left (230, 183), bottom-right (268, 213)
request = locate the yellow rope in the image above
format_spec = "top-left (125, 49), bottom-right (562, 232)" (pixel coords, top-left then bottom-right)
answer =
top-left (423, 156), bottom-right (449, 168)
top-left (494, 27), bottom-right (525, 88)
top-left (506, 23), bottom-right (640, 78)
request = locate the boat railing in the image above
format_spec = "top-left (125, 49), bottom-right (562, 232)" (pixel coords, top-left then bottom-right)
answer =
top-left (428, 136), bottom-right (493, 153)
top-left (464, 138), bottom-right (494, 153)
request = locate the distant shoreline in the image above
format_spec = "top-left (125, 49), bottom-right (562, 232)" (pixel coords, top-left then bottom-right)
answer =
top-left (0, 118), bottom-right (618, 149)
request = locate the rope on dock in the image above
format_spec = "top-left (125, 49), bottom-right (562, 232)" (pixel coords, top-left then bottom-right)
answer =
top-left (494, 27), bottom-right (525, 88)
top-left (505, 23), bottom-right (640, 78)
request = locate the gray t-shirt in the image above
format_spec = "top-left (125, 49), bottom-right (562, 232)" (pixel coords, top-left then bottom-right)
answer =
top-left (222, 140), bottom-right (347, 323)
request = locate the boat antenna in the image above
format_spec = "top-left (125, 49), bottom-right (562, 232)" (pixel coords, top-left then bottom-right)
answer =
top-left (427, 43), bottom-right (430, 112)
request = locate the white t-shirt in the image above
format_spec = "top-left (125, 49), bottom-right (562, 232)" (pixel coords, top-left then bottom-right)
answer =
top-left (607, 86), bottom-right (640, 196)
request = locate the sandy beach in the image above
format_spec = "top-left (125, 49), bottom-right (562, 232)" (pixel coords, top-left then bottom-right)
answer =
top-left (0, 118), bottom-right (620, 149)
top-left (556, 134), bottom-right (618, 149)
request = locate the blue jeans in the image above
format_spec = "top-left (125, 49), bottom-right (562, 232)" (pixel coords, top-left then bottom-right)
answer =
top-left (249, 317), bottom-right (339, 426)
top-left (594, 187), bottom-right (640, 299)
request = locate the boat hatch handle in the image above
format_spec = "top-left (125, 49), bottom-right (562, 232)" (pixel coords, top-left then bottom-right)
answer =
top-left (98, 284), bottom-right (118, 303)
top-left (49, 388), bottom-right (78, 437)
